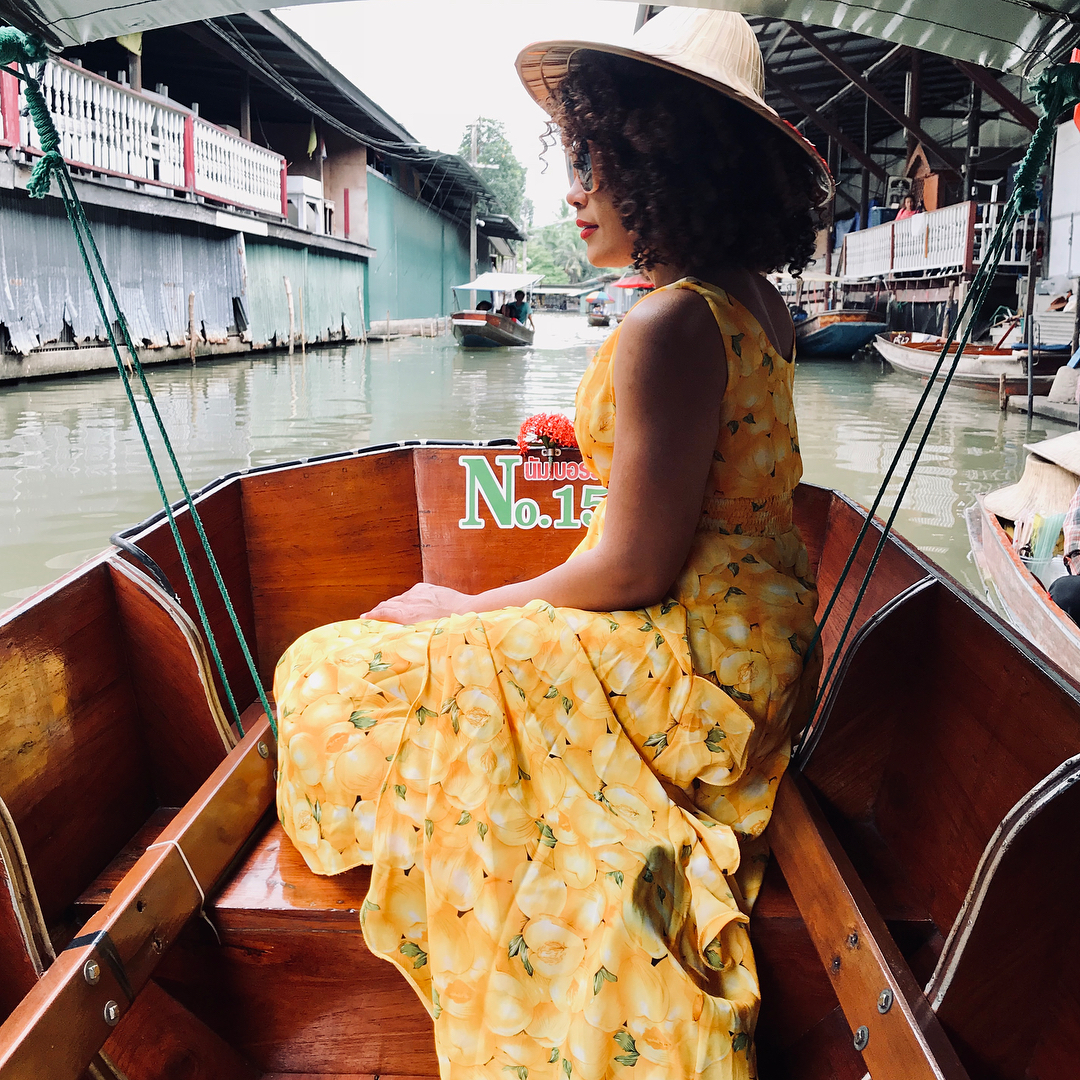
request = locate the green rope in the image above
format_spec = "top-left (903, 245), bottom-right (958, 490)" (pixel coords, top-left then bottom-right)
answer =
top-left (2, 29), bottom-right (276, 740)
top-left (801, 62), bottom-right (1080, 733)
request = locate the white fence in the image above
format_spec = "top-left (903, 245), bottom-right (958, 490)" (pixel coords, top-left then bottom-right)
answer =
top-left (8, 59), bottom-right (284, 217)
top-left (193, 119), bottom-right (283, 216)
top-left (20, 60), bottom-right (187, 186)
top-left (841, 201), bottom-right (1036, 280)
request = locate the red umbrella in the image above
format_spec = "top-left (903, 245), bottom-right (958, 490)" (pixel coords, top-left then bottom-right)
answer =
top-left (612, 272), bottom-right (654, 289)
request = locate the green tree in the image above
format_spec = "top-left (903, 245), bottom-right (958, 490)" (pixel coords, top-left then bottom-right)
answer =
top-left (459, 117), bottom-right (527, 226)
top-left (527, 204), bottom-right (592, 284)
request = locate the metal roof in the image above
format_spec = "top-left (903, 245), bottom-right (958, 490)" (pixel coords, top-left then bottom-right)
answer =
top-left (747, 17), bottom-right (1059, 211)
top-left (478, 213), bottom-right (529, 242)
top-left (9, 0), bottom-right (1080, 73)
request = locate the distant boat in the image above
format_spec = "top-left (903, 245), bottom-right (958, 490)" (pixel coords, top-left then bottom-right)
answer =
top-left (795, 309), bottom-right (887, 357)
top-left (873, 331), bottom-right (1059, 393)
top-left (451, 310), bottom-right (535, 347)
top-left (967, 431), bottom-right (1080, 685)
top-left (587, 312), bottom-right (610, 327)
top-left (451, 271), bottom-right (541, 348)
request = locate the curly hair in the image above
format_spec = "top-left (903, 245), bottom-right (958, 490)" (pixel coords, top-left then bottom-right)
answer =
top-left (550, 51), bottom-right (824, 274)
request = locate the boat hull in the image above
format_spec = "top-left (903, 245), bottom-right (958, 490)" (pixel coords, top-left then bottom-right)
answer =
top-left (873, 333), bottom-right (1057, 393)
top-left (795, 311), bottom-right (887, 357)
top-left (451, 310), bottom-right (534, 347)
top-left (966, 495), bottom-right (1080, 684)
top-left (587, 313), bottom-right (610, 327)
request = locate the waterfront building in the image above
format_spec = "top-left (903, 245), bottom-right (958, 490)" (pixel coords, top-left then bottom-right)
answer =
top-left (0, 13), bottom-right (524, 380)
top-left (752, 20), bottom-right (1077, 345)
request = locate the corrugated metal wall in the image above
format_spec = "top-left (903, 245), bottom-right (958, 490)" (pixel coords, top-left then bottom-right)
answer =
top-left (0, 192), bottom-right (243, 354)
top-left (245, 241), bottom-right (367, 348)
top-left (366, 171), bottom-right (471, 323)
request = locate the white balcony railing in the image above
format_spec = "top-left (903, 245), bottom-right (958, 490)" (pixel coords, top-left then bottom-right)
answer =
top-left (193, 118), bottom-right (284, 216)
top-left (4, 58), bottom-right (285, 218)
top-left (841, 201), bottom-right (1036, 281)
top-left (19, 60), bottom-right (187, 186)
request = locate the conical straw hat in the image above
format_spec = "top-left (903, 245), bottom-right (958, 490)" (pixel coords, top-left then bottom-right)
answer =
top-left (516, 7), bottom-right (833, 205)
top-left (984, 452), bottom-right (1080, 522)
top-left (1022, 430), bottom-right (1080, 477)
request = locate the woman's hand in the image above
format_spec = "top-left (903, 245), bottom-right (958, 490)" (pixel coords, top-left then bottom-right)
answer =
top-left (362, 582), bottom-right (473, 624)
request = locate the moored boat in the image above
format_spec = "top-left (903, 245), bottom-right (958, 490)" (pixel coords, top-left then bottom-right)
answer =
top-left (795, 309), bottom-right (887, 357)
top-left (873, 331), bottom-right (1060, 393)
top-left (967, 431), bottom-right (1080, 685)
top-left (1, 443), bottom-right (1079, 1080)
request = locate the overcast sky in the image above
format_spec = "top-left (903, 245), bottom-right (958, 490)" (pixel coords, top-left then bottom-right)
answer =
top-left (277, 0), bottom-right (638, 227)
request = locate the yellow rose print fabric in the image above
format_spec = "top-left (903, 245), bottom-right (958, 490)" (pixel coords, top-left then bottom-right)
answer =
top-left (275, 278), bottom-right (820, 1080)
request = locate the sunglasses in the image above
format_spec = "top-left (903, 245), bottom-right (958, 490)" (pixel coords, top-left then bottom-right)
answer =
top-left (564, 143), bottom-right (596, 193)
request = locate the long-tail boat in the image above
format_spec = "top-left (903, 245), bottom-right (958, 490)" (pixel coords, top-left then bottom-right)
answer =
top-left (794, 309), bottom-right (886, 357)
top-left (1, 441), bottom-right (1079, 1080)
top-left (3, 0), bottom-right (1080, 1076)
top-left (873, 332), bottom-right (1060, 394)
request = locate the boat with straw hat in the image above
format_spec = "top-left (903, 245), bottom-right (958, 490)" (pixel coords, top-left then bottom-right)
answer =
top-left (984, 431), bottom-right (1080, 523)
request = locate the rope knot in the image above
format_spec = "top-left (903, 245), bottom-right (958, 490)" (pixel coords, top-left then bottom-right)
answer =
top-left (27, 149), bottom-right (62, 199)
top-left (1031, 62), bottom-right (1080, 118)
top-left (0, 27), bottom-right (49, 68)
top-left (1009, 63), bottom-right (1080, 215)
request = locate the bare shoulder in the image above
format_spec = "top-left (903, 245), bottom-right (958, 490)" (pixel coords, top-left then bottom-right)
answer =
top-left (615, 286), bottom-right (724, 380)
top-left (619, 286), bottom-right (718, 342)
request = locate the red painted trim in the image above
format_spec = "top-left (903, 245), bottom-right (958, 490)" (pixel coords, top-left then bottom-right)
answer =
top-left (343, 186), bottom-right (350, 238)
top-left (280, 163), bottom-right (289, 218)
top-left (183, 114), bottom-right (195, 192)
top-left (193, 187), bottom-right (282, 218)
top-left (0, 69), bottom-right (20, 147)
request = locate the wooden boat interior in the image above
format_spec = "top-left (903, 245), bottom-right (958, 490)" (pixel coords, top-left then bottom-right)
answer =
top-left (1, 443), bottom-right (1078, 1079)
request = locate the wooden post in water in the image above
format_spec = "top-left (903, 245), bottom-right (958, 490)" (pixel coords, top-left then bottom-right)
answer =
top-left (299, 286), bottom-right (306, 358)
top-left (1025, 246), bottom-right (1037, 420)
top-left (999, 372), bottom-right (1008, 412)
top-left (387, 310), bottom-right (391, 337)
top-left (284, 276), bottom-right (295, 356)
top-left (187, 291), bottom-right (196, 365)
top-left (357, 286), bottom-right (368, 344)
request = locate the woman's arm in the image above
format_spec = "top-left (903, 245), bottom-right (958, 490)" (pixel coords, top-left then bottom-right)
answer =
top-left (365, 288), bottom-right (726, 623)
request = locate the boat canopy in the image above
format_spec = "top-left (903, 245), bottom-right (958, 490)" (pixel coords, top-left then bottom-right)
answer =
top-left (11, 0), bottom-right (1080, 72)
top-left (453, 272), bottom-right (544, 292)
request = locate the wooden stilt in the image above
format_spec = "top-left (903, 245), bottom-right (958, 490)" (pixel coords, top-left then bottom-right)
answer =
top-left (284, 277), bottom-right (294, 356)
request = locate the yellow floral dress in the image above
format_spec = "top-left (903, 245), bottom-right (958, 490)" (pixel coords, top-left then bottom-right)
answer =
top-left (275, 278), bottom-right (819, 1080)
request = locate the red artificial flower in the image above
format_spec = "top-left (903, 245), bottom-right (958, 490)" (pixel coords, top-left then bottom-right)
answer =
top-left (517, 412), bottom-right (578, 454)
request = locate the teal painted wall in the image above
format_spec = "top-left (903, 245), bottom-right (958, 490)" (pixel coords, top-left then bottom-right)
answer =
top-left (246, 241), bottom-right (367, 348)
top-left (366, 171), bottom-right (471, 323)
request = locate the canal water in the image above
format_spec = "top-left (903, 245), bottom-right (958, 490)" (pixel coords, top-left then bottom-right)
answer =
top-left (0, 312), bottom-right (1070, 609)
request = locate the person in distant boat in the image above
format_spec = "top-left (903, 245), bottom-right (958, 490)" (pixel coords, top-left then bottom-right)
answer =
top-left (896, 194), bottom-right (921, 220)
top-left (501, 289), bottom-right (534, 328)
top-left (475, 299), bottom-right (493, 311)
top-left (275, 9), bottom-right (830, 1079)
top-left (1049, 484), bottom-right (1080, 623)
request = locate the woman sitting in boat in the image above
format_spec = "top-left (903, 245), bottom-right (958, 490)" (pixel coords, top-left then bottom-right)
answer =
top-left (1050, 484), bottom-right (1080, 624)
top-left (275, 9), bottom-right (829, 1078)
